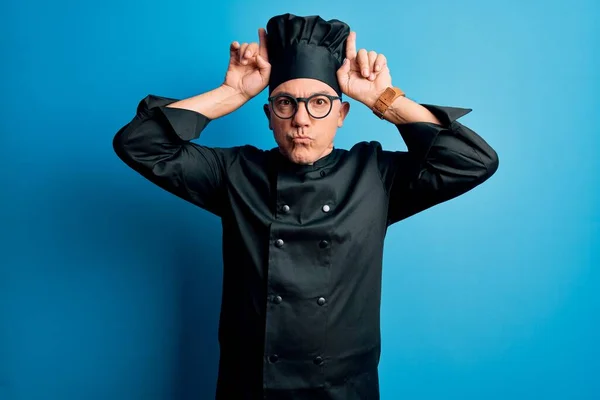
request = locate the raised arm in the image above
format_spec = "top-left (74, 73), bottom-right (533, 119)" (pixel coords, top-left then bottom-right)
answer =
top-left (376, 104), bottom-right (498, 224)
top-left (112, 28), bottom-right (271, 216)
top-left (337, 31), bottom-right (498, 224)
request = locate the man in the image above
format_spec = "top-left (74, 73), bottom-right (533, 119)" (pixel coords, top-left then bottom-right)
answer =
top-left (113, 13), bottom-right (498, 400)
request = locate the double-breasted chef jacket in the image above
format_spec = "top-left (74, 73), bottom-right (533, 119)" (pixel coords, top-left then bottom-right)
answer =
top-left (112, 94), bottom-right (499, 399)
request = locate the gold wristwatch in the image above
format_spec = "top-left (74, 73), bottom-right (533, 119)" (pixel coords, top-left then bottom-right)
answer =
top-left (372, 86), bottom-right (405, 119)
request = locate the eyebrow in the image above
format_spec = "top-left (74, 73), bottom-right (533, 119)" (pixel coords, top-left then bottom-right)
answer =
top-left (273, 90), bottom-right (333, 97)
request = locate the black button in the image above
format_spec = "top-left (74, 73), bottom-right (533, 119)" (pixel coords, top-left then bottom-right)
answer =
top-left (273, 295), bottom-right (282, 304)
top-left (319, 240), bottom-right (329, 249)
top-left (282, 205), bottom-right (290, 213)
top-left (313, 356), bottom-right (324, 366)
top-left (317, 297), bottom-right (326, 306)
top-left (269, 354), bottom-right (279, 363)
top-left (275, 239), bottom-right (284, 247)
top-left (320, 170), bottom-right (326, 177)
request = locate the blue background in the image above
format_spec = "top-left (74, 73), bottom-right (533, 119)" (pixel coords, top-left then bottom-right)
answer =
top-left (2, 0), bottom-right (598, 399)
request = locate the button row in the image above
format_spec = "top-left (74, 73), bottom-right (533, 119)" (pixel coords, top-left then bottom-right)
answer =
top-left (270, 295), bottom-right (326, 306)
top-left (279, 204), bottom-right (332, 214)
top-left (273, 239), bottom-right (330, 249)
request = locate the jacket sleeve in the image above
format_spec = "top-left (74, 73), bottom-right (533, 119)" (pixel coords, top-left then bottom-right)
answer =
top-left (376, 104), bottom-right (499, 225)
top-left (112, 94), bottom-right (237, 217)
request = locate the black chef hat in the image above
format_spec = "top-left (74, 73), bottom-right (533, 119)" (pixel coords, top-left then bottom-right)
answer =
top-left (266, 13), bottom-right (350, 96)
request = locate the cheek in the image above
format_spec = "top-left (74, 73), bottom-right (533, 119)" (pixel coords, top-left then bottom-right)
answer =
top-left (271, 121), bottom-right (286, 139)
top-left (315, 122), bottom-right (337, 145)
top-left (273, 128), bottom-right (289, 147)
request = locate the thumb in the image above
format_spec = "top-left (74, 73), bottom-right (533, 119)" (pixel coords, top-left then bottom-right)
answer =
top-left (337, 58), bottom-right (350, 76)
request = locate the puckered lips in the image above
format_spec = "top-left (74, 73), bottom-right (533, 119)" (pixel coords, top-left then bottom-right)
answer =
top-left (291, 136), bottom-right (312, 144)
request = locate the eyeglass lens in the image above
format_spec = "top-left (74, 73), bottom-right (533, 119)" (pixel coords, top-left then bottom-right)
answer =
top-left (271, 95), bottom-right (333, 119)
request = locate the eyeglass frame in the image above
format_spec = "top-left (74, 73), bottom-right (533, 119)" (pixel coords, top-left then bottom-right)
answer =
top-left (267, 93), bottom-right (342, 120)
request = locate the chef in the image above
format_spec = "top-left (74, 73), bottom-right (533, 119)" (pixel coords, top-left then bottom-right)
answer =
top-left (113, 12), bottom-right (499, 400)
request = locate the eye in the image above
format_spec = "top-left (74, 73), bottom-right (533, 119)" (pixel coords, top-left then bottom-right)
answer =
top-left (274, 96), bottom-right (295, 107)
top-left (309, 95), bottom-right (330, 108)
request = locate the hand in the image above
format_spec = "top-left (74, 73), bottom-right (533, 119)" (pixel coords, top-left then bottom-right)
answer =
top-left (223, 28), bottom-right (271, 100)
top-left (336, 31), bottom-right (392, 107)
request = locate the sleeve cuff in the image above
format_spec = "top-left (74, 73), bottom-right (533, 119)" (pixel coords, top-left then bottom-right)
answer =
top-left (395, 104), bottom-right (472, 159)
top-left (136, 94), bottom-right (212, 141)
top-left (420, 104), bottom-right (472, 127)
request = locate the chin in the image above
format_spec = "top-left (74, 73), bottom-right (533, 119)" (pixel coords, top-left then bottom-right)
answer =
top-left (289, 154), bottom-right (315, 165)
top-left (286, 148), bottom-right (318, 165)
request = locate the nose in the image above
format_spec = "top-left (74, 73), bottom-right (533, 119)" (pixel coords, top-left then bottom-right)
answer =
top-left (292, 101), bottom-right (311, 127)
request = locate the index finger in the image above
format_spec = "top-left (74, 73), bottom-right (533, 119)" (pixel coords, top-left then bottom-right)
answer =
top-left (258, 28), bottom-right (269, 61)
top-left (346, 31), bottom-right (357, 60)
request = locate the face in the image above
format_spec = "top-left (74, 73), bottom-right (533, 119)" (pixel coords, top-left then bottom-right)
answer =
top-left (264, 78), bottom-right (350, 165)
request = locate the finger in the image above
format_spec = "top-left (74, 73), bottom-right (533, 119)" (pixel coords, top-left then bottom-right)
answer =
top-left (368, 51), bottom-right (377, 70)
top-left (346, 31), bottom-right (357, 60)
top-left (367, 51), bottom-right (378, 80)
top-left (357, 49), bottom-right (369, 78)
top-left (258, 28), bottom-right (269, 61)
top-left (245, 42), bottom-right (259, 61)
top-left (229, 41), bottom-right (240, 59)
top-left (239, 43), bottom-right (249, 64)
top-left (374, 53), bottom-right (387, 73)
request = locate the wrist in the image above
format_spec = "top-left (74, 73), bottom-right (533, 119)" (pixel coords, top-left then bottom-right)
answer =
top-left (361, 88), bottom-right (387, 109)
top-left (219, 83), bottom-right (249, 101)
top-left (369, 86), bottom-right (406, 120)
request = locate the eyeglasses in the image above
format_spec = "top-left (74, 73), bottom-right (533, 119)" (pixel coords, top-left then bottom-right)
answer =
top-left (267, 93), bottom-right (341, 119)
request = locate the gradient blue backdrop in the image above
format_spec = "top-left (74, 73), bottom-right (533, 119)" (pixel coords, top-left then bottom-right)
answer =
top-left (2, 0), bottom-right (598, 399)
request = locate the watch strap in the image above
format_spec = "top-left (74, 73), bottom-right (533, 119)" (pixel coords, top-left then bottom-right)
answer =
top-left (372, 86), bottom-right (405, 119)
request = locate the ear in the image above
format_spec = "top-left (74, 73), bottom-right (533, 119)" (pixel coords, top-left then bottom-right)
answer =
top-left (263, 104), bottom-right (272, 130)
top-left (337, 101), bottom-right (350, 128)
